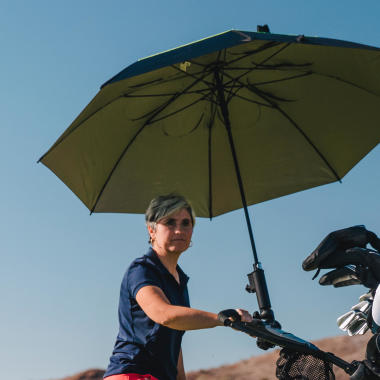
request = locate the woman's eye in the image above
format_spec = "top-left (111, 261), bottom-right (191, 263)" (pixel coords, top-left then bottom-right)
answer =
top-left (162, 218), bottom-right (192, 228)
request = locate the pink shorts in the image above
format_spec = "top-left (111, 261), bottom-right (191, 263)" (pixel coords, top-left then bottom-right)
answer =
top-left (104, 374), bottom-right (159, 380)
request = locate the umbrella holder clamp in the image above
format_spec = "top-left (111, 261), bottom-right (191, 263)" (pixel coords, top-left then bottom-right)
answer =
top-left (246, 266), bottom-right (274, 322)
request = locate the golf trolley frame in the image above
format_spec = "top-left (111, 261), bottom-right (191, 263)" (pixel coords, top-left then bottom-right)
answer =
top-left (218, 309), bottom-right (358, 377)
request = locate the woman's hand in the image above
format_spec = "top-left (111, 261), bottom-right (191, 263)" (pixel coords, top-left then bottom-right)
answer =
top-left (235, 308), bottom-right (253, 322)
top-left (217, 308), bottom-right (254, 325)
top-left (232, 309), bottom-right (256, 337)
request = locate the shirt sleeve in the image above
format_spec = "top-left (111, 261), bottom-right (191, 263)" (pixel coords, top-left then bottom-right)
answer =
top-left (127, 260), bottom-right (163, 299)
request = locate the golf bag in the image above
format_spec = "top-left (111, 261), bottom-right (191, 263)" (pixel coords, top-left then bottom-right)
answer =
top-left (300, 225), bottom-right (380, 380)
top-left (219, 225), bottom-right (380, 380)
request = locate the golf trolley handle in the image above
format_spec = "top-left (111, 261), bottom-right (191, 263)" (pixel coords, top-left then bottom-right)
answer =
top-left (218, 310), bottom-right (357, 375)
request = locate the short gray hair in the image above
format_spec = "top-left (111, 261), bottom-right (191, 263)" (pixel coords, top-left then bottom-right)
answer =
top-left (145, 194), bottom-right (196, 230)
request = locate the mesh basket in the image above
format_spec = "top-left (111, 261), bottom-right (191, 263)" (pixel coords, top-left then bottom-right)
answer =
top-left (276, 349), bottom-right (335, 380)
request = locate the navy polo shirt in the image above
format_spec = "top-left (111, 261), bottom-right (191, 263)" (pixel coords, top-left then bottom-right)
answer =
top-left (104, 248), bottom-right (190, 380)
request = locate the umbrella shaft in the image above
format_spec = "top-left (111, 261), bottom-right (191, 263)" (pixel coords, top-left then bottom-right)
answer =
top-left (214, 70), bottom-right (259, 265)
top-left (215, 70), bottom-right (274, 320)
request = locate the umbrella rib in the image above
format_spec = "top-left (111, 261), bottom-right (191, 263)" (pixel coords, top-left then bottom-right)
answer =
top-left (170, 45), bottom-right (293, 100)
top-left (168, 65), bottom-right (216, 87)
top-left (184, 41), bottom-right (283, 71)
top-left (232, 45), bottom-right (378, 98)
top-left (246, 78), bottom-right (294, 102)
top-left (123, 70), bottom-right (215, 122)
top-left (128, 65), bottom-right (229, 124)
top-left (142, 94), bottom-right (213, 125)
top-left (128, 78), bottom-right (164, 88)
top-left (225, 41), bottom-right (285, 66)
top-left (119, 66), bottom-right (214, 100)
top-left (223, 69), bottom-right (296, 103)
top-left (130, 90), bottom-right (218, 123)
top-left (222, 42), bottom-right (292, 76)
top-left (39, 77), bottom-right (198, 161)
top-left (221, 59), bottom-right (304, 95)
top-left (222, 71), bottom-right (342, 182)
top-left (90, 71), bottom-right (212, 213)
top-left (122, 88), bottom-right (212, 97)
top-left (173, 41), bottom-right (287, 104)
top-left (224, 63), bottom-right (311, 71)
top-left (38, 96), bottom-right (121, 162)
top-left (40, 72), bottom-right (205, 161)
top-left (252, 42), bottom-right (292, 66)
top-left (153, 69), bottom-right (214, 89)
top-left (221, 43), bottom-right (295, 102)
top-left (168, 48), bottom-right (267, 99)
top-left (126, 69), bottom-right (206, 90)
top-left (226, 91), bottom-right (274, 108)
top-left (225, 72), bottom-right (313, 104)
top-left (248, 62), bottom-right (312, 70)
top-left (207, 104), bottom-right (217, 219)
top-left (251, 71), bottom-right (313, 86)
top-left (91, 101), bottom-right (175, 213)
top-left (40, 43), bottom-right (293, 162)
top-left (163, 112), bottom-right (205, 137)
top-left (245, 80), bottom-right (341, 181)
top-left (312, 72), bottom-right (380, 98)
top-left (169, 64), bottom-right (219, 93)
top-left (223, 70), bottom-right (293, 103)
top-left (223, 52), bottom-right (248, 107)
top-left (275, 104), bottom-right (342, 182)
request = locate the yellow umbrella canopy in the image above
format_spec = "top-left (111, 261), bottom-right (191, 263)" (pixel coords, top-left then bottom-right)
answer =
top-left (40, 29), bottom-right (380, 320)
top-left (40, 30), bottom-right (380, 218)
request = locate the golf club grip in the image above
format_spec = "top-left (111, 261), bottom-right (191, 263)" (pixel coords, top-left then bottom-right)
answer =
top-left (218, 309), bottom-right (241, 326)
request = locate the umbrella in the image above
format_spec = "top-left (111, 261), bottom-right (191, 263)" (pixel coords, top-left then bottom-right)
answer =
top-left (39, 29), bottom-right (380, 320)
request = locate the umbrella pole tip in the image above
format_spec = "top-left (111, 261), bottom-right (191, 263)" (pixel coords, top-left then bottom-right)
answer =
top-left (257, 24), bottom-right (270, 33)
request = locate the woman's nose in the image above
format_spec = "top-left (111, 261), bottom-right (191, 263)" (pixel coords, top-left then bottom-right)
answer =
top-left (173, 223), bottom-right (186, 233)
top-left (174, 225), bottom-right (182, 232)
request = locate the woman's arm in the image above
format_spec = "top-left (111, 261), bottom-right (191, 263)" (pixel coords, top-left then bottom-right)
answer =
top-left (177, 348), bottom-right (186, 380)
top-left (136, 285), bottom-right (252, 330)
top-left (136, 285), bottom-right (222, 330)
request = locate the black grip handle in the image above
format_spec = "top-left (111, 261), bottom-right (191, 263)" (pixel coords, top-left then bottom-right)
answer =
top-left (247, 267), bottom-right (274, 321)
top-left (252, 268), bottom-right (271, 311)
top-left (218, 309), bottom-right (241, 326)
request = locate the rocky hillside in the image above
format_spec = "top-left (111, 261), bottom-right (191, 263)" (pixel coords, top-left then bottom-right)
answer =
top-left (58, 334), bottom-right (369, 380)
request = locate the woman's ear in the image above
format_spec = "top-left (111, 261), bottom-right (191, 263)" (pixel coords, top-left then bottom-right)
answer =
top-left (147, 224), bottom-right (155, 242)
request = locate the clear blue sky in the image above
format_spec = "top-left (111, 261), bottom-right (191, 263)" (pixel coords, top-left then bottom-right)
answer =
top-left (1, 1), bottom-right (380, 379)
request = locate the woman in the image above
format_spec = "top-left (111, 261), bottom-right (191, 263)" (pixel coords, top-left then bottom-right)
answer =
top-left (104, 194), bottom-right (252, 380)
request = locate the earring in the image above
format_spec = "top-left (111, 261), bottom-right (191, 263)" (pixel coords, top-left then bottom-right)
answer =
top-left (189, 240), bottom-right (193, 247)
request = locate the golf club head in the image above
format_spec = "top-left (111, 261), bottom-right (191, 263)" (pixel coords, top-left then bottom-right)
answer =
top-left (337, 310), bottom-right (356, 331)
top-left (346, 313), bottom-right (369, 336)
top-left (337, 302), bottom-right (371, 335)
top-left (359, 291), bottom-right (374, 302)
top-left (349, 300), bottom-right (371, 315)
top-left (338, 312), bottom-right (368, 336)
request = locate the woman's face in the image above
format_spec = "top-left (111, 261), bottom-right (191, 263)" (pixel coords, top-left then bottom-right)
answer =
top-left (148, 208), bottom-right (193, 255)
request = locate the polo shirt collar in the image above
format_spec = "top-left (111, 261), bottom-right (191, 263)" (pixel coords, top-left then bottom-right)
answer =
top-left (146, 247), bottom-right (189, 287)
